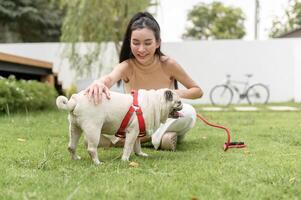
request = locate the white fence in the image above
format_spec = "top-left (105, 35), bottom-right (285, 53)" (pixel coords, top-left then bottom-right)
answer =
top-left (1, 39), bottom-right (300, 104)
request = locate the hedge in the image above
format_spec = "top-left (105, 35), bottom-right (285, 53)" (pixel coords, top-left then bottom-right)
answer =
top-left (0, 76), bottom-right (58, 113)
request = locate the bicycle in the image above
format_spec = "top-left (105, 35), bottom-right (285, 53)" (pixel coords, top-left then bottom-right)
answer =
top-left (210, 74), bottom-right (270, 106)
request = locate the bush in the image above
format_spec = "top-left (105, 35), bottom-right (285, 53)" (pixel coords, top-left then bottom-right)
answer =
top-left (0, 76), bottom-right (58, 113)
top-left (64, 83), bottom-right (77, 98)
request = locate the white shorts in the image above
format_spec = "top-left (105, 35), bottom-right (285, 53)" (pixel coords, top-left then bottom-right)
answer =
top-left (151, 103), bottom-right (196, 149)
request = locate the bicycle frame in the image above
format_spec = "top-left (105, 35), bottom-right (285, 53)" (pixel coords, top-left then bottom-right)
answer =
top-left (210, 74), bottom-right (269, 106)
top-left (224, 75), bottom-right (250, 102)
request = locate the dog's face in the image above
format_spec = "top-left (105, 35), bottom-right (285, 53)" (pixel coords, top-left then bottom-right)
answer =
top-left (163, 89), bottom-right (183, 118)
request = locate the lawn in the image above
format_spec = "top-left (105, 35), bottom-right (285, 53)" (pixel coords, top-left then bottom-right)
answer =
top-left (0, 108), bottom-right (300, 200)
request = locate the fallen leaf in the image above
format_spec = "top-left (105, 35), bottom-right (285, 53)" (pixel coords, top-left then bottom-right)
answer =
top-left (129, 161), bottom-right (139, 168)
top-left (244, 150), bottom-right (250, 155)
top-left (289, 177), bottom-right (296, 183)
top-left (17, 138), bottom-right (26, 142)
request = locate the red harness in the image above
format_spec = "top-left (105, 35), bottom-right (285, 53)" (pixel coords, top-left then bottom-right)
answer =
top-left (115, 90), bottom-right (146, 138)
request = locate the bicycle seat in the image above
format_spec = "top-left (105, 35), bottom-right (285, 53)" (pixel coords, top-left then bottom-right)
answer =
top-left (245, 74), bottom-right (253, 78)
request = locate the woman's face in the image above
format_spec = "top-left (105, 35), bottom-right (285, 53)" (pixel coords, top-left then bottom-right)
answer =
top-left (130, 28), bottom-right (160, 65)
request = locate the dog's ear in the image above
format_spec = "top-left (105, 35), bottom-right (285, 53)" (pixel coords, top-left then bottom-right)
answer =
top-left (164, 90), bottom-right (173, 102)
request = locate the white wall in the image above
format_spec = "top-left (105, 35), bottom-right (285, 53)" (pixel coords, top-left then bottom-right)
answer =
top-left (0, 43), bottom-right (76, 89)
top-left (293, 41), bottom-right (301, 102)
top-left (0, 43), bottom-right (118, 89)
top-left (162, 39), bottom-right (299, 103)
top-left (0, 39), bottom-right (300, 104)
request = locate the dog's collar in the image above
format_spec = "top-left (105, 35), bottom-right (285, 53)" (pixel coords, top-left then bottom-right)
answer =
top-left (115, 90), bottom-right (146, 138)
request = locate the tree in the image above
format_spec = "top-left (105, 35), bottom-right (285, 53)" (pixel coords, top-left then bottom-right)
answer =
top-left (254, 0), bottom-right (260, 40)
top-left (183, 2), bottom-right (246, 40)
top-left (0, 0), bottom-right (64, 42)
top-left (269, 0), bottom-right (301, 38)
top-left (60, 0), bottom-right (153, 77)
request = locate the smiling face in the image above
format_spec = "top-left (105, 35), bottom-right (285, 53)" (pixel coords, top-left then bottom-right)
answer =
top-left (130, 28), bottom-right (160, 65)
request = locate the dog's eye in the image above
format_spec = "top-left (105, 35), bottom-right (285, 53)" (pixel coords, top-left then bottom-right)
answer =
top-left (164, 90), bottom-right (173, 101)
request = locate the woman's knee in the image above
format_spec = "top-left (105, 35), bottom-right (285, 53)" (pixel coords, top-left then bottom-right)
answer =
top-left (179, 103), bottom-right (196, 127)
top-left (180, 103), bottom-right (196, 117)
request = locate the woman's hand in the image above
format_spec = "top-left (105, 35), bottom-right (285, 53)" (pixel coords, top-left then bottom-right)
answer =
top-left (85, 80), bottom-right (111, 104)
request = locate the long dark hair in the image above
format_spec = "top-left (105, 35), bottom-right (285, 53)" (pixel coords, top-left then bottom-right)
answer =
top-left (118, 12), bottom-right (178, 89)
top-left (119, 11), bottom-right (164, 63)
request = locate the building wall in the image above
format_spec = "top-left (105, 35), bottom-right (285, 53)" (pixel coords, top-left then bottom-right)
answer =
top-left (0, 39), bottom-right (300, 104)
top-left (0, 43), bottom-right (76, 89)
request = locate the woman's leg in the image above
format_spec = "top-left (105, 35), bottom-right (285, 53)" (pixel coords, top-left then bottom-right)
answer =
top-left (152, 103), bottom-right (196, 150)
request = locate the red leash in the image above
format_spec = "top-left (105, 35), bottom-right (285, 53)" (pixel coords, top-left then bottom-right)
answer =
top-left (196, 113), bottom-right (246, 151)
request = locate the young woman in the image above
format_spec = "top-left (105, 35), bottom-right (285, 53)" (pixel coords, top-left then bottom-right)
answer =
top-left (85, 12), bottom-right (203, 151)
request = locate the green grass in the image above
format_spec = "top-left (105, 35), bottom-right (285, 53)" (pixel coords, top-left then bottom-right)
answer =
top-left (0, 108), bottom-right (301, 200)
top-left (194, 101), bottom-right (301, 111)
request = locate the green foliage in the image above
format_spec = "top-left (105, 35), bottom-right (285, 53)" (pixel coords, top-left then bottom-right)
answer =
top-left (0, 0), bottom-right (64, 42)
top-left (60, 0), bottom-right (153, 78)
top-left (183, 1), bottom-right (246, 40)
top-left (269, 0), bottom-right (301, 38)
top-left (64, 83), bottom-right (77, 98)
top-left (0, 76), bottom-right (57, 113)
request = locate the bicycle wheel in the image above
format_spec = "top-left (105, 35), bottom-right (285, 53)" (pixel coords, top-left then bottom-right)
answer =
top-left (246, 83), bottom-right (270, 104)
top-left (210, 85), bottom-right (233, 106)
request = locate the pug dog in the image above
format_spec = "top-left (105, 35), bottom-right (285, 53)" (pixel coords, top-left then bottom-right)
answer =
top-left (56, 88), bottom-right (182, 165)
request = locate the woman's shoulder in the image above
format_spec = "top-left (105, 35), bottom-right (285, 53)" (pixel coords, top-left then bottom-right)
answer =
top-left (119, 59), bottom-right (130, 67)
top-left (160, 55), bottom-right (181, 70)
top-left (117, 59), bottom-right (133, 77)
top-left (116, 59), bottom-right (132, 71)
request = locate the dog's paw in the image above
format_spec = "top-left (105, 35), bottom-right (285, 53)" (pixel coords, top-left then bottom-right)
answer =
top-left (121, 156), bottom-right (130, 162)
top-left (93, 159), bottom-right (103, 165)
top-left (71, 155), bottom-right (81, 160)
top-left (136, 152), bottom-right (149, 157)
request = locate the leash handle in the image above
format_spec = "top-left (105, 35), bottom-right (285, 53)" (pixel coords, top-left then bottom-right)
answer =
top-left (196, 113), bottom-right (246, 151)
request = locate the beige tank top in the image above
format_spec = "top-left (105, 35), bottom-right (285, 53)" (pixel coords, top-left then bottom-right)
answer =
top-left (123, 56), bottom-right (175, 93)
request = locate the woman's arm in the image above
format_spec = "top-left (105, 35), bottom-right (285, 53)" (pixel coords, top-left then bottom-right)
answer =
top-left (85, 61), bottom-right (129, 104)
top-left (167, 59), bottom-right (203, 99)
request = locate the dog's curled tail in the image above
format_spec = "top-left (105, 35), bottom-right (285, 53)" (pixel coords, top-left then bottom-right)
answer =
top-left (56, 95), bottom-right (77, 111)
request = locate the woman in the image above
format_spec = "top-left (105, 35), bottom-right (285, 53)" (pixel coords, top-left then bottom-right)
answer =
top-left (85, 12), bottom-right (203, 151)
